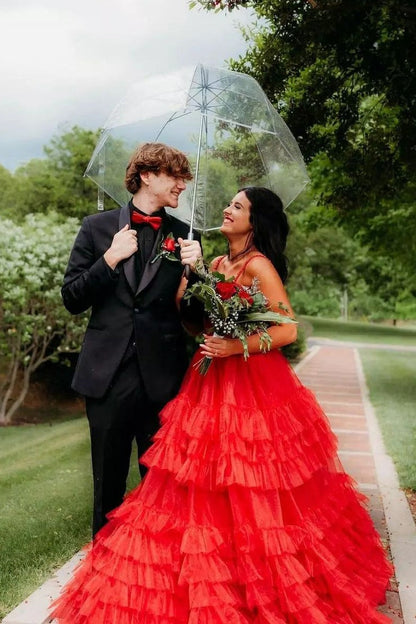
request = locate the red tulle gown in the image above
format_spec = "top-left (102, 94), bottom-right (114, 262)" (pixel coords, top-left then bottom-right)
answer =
top-left (51, 349), bottom-right (392, 624)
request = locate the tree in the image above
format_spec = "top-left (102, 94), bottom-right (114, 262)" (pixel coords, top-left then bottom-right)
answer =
top-left (1, 158), bottom-right (54, 220)
top-left (0, 165), bottom-right (15, 217)
top-left (42, 125), bottom-right (102, 217)
top-left (0, 213), bottom-right (87, 425)
top-left (194, 0), bottom-right (416, 272)
top-left (1, 126), bottom-right (102, 221)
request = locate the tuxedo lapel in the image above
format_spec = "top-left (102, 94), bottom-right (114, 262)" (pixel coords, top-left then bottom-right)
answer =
top-left (137, 229), bottom-right (163, 294)
top-left (119, 205), bottom-right (138, 295)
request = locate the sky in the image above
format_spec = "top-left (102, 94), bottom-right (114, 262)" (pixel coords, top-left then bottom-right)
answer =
top-left (0, 0), bottom-right (253, 171)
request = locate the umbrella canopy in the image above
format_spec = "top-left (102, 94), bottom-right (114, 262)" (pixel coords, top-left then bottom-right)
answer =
top-left (85, 64), bottom-right (309, 232)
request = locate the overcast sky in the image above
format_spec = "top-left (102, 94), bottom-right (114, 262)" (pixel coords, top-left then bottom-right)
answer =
top-left (0, 0), bottom-right (253, 171)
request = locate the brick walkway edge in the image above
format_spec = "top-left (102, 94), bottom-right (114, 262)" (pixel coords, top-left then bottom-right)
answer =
top-left (296, 345), bottom-right (415, 623)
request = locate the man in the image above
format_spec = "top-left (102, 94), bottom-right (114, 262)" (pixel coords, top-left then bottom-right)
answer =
top-left (62, 142), bottom-right (202, 535)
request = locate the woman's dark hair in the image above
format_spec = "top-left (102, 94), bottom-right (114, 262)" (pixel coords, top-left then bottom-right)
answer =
top-left (240, 186), bottom-right (289, 283)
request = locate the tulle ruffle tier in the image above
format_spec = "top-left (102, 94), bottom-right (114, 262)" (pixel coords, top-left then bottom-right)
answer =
top-left (51, 350), bottom-right (392, 624)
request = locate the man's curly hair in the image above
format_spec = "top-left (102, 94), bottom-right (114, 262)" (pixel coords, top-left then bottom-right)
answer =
top-left (125, 143), bottom-right (193, 194)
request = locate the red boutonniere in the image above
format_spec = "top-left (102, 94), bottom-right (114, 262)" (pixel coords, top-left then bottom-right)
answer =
top-left (151, 233), bottom-right (180, 264)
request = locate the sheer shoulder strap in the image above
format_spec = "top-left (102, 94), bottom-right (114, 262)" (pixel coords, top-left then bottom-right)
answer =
top-left (234, 254), bottom-right (266, 282)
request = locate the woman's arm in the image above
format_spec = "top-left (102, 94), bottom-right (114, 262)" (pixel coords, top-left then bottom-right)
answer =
top-left (200, 256), bottom-right (297, 359)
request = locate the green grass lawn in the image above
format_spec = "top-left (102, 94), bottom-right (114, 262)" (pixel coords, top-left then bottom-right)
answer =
top-left (359, 349), bottom-right (416, 490)
top-left (301, 315), bottom-right (416, 346)
top-left (0, 417), bottom-right (139, 619)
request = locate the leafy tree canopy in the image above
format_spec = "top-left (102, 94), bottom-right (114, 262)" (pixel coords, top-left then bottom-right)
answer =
top-left (0, 126), bottom-right (102, 220)
top-left (0, 213), bottom-right (88, 424)
top-left (193, 0), bottom-right (416, 271)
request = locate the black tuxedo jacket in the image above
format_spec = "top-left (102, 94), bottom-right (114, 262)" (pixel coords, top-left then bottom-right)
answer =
top-left (62, 205), bottom-right (200, 403)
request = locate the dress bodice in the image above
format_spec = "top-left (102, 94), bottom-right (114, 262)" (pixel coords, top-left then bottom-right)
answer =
top-left (213, 253), bottom-right (265, 284)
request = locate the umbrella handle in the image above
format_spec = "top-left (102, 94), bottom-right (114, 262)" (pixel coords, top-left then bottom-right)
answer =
top-left (184, 230), bottom-right (194, 279)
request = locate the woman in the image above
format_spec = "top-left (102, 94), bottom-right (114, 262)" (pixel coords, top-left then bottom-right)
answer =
top-left (51, 187), bottom-right (392, 623)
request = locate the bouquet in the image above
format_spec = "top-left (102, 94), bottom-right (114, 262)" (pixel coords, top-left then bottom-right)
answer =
top-left (183, 259), bottom-right (297, 374)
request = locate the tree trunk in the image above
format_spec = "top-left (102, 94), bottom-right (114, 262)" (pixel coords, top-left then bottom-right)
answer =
top-left (0, 339), bottom-right (46, 425)
top-left (0, 354), bottom-right (20, 425)
top-left (0, 357), bottom-right (15, 400)
top-left (2, 365), bottom-right (32, 424)
top-left (0, 331), bottom-right (79, 425)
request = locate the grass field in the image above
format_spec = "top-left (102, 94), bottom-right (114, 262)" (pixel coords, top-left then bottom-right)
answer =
top-left (0, 418), bottom-right (139, 619)
top-left (359, 349), bottom-right (416, 490)
top-left (301, 315), bottom-right (416, 346)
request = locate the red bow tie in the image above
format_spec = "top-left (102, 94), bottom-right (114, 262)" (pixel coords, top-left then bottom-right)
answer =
top-left (131, 211), bottom-right (162, 230)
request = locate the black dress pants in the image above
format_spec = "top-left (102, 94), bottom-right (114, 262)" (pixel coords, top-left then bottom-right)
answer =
top-left (86, 352), bottom-right (164, 536)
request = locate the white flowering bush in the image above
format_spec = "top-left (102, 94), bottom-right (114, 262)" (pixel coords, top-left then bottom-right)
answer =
top-left (0, 213), bottom-right (87, 424)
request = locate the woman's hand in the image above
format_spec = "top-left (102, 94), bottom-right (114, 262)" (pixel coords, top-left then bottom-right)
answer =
top-left (200, 334), bottom-right (242, 359)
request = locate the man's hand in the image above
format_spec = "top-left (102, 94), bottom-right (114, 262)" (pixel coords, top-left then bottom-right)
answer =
top-left (104, 224), bottom-right (138, 269)
top-left (178, 237), bottom-right (202, 270)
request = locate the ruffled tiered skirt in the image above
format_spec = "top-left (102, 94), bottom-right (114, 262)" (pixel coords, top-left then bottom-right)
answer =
top-left (51, 349), bottom-right (392, 623)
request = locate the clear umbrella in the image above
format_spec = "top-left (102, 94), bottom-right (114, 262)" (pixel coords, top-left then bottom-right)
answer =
top-left (85, 63), bottom-right (309, 233)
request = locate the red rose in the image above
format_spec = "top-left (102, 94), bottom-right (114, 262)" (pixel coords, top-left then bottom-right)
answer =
top-left (238, 289), bottom-right (254, 305)
top-left (162, 237), bottom-right (176, 252)
top-left (216, 281), bottom-right (239, 300)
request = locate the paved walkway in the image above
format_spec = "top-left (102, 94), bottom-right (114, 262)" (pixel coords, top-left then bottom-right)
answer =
top-left (3, 345), bottom-right (416, 623)
top-left (296, 345), bottom-right (416, 623)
